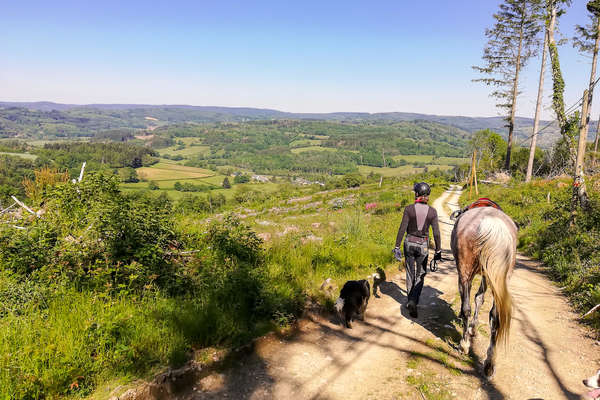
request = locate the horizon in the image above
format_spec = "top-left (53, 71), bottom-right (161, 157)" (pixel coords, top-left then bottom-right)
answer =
top-left (0, 99), bottom-right (570, 120)
top-left (1, 0), bottom-right (598, 120)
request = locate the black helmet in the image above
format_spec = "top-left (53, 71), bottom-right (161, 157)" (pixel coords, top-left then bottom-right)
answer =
top-left (413, 182), bottom-right (431, 197)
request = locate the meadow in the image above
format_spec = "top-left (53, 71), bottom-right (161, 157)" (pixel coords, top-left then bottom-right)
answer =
top-left (0, 169), bottom-right (450, 399)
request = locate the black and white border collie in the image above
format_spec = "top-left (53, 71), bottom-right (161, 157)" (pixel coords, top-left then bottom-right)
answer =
top-left (583, 369), bottom-right (600, 399)
top-left (334, 272), bottom-right (380, 328)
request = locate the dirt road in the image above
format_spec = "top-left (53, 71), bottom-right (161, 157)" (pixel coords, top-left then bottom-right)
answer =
top-left (189, 187), bottom-right (598, 400)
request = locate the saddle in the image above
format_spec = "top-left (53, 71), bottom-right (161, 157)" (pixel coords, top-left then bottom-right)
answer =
top-left (450, 197), bottom-right (502, 221)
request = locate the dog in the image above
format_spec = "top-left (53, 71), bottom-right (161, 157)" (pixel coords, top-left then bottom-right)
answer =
top-left (583, 369), bottom-right (600, 400)
top-left (334, 280), bottom-right (371, 328)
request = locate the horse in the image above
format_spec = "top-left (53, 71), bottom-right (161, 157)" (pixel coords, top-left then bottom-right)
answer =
top-left (450, 204), bottom-right (517, 378)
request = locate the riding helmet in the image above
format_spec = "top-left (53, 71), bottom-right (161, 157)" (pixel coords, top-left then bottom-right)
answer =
top-left (413, 182), bottom-right (431, 197)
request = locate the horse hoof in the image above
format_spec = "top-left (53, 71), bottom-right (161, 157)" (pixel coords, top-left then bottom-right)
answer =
top-left (460, 339), bottom-right (471, 354)
top-left (483, 361), bottom-right (495, 379)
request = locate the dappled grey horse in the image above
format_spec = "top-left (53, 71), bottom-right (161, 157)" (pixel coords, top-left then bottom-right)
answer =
top-left (451, 205), bottom-right (517, 378)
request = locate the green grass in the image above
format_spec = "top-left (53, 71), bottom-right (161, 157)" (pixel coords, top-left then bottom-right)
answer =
top-left (1, 172), bottom-right (453, 399)
top-left (290, 146), bottom-right (336, 154)
top-left (136, 162), bottom-right (214, 181)
top-left (0, 152), bottom-right (38, 160)
top-left (289, 139), bottom-right (322, 148)
top-left (358, 165), bottom-right (420, 177)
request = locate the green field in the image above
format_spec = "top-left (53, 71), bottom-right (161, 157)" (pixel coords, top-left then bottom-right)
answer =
top-left (136, 162), bottom-right (214, 181)
top-left (289, 139), bottom-right (322, 148)
top-left (158, 137), bottom-right (210, 157)
top-left (391, 155), bottom-right (468, 165)
top-left (358, 165), bottom-right (419, 177)
top-left (0, 152), bottom-right (38, 160)
top-left (290, 146), bottom-right (336, 154)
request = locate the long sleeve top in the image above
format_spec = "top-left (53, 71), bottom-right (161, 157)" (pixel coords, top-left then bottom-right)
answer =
top-left (395, 203), bottom-right (441, 252)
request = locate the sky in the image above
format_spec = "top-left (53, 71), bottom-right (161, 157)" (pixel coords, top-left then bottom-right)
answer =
top-left (0, 0), bottom-right (597, 119)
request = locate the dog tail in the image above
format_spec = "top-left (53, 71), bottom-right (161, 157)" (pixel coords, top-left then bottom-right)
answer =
top-left (320, 277), bottom-right (333, 291)
top-left (334, 297), bottom-right (345, 313)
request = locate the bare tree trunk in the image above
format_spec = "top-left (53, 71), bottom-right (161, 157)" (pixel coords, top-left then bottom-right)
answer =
top-left (581, 17), bottom-right (600, 149)
top-left (574, 89), bottom-right (590, 209)
top-left (526, 30), bottom-right (548, 182)
top-left (573, 17), bottom-right (600, 208)
top-left (594, 118), bottom-right (600, 166)
top-left (505, 22), bottom-right (525, 171)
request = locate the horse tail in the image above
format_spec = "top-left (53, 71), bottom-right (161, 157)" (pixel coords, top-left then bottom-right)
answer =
top-left (475, 216), bottom-right (514, 346)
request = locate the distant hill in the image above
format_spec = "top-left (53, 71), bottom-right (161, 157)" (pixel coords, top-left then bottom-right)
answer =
top-left (1, 101), bottom-right (591, 147)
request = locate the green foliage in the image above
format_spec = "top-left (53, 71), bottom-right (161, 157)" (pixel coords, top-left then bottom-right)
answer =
top-left (35, 142), bottom-right (158, 173)
top-left (148, 180), bottom-right (159, 190)
top-left (233, 174), bottom-right (250, 184)
top-left (222, 177), bottom-right (231, 188)
top-left (0, 154), bottom-right (35, 201)
top-left (470, 129), bottom-right (508, 173)
top-left (118, 167), bottom-right (139, 183)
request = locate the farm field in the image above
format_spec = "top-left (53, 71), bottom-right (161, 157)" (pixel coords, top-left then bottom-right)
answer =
top-left (0, 152), bottom-right (37, 160)
top-left (392, 154), bottom-right (469, 165)
top-left (136, 161), bottom-right (214, 181)
top-left (290, 146), bottom-right (336, 154)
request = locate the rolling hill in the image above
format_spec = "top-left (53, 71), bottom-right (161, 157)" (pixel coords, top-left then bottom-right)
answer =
top-left (0, 101), bottom-right (590, 147)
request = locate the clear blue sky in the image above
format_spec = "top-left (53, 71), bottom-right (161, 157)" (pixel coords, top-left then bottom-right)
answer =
top-left (0, 0), bottom-right (596, 118)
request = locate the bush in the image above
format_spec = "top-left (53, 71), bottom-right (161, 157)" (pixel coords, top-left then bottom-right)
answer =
top-left (233, 174), bottom-right (250, 184)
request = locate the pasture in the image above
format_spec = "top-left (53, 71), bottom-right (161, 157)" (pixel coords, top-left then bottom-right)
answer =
top-left (136, 162), bottom-right (214, 181)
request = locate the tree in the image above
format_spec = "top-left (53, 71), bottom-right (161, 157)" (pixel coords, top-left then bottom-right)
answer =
top-left (118, 167), bottom-right (139, 183)
top-left (233, 174), bottom-right (250, 184)
top-left (546, 1), bottom-right (578, 143)
top-left (222, 177), bottom-right (231, 189)
top-left (474, 0), bottom-right (542, 171)
top-left (572, 0), bottom-right (600, 208)
top-left (526, 29), bottom-right (549, 182)
top-left (469, 129), bottom-right (508, 174)
top-left (148, 181), bottom-right (159, 190)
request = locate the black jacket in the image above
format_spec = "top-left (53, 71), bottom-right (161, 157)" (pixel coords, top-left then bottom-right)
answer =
top-left (395, 203), bottom-right (441, 252)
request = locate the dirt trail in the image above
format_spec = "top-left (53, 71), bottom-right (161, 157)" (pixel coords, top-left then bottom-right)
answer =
top-left (189, 187), bottom-right (598, 400)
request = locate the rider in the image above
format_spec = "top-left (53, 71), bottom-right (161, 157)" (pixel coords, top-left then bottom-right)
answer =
top-left (393, 182), bottom-right (442, 318)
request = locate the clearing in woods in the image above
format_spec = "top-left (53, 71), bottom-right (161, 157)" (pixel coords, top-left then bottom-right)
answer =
top-left (180, 187), bottom-right (598, 400)
top-left (135, 162), bottom-right (214, 181)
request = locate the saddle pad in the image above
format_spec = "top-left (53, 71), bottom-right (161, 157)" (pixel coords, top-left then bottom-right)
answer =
top-left (464, 197), bottom-right (502, 212)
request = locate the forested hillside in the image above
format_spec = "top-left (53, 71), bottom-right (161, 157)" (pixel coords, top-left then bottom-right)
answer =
top-left (1, 102), bottom-right (586, 146)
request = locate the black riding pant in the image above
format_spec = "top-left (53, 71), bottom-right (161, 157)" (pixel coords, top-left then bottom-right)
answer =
top-left (403, 240), bottom-right (428, 305)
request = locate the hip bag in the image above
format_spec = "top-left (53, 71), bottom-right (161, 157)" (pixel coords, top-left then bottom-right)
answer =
top-left (406, 234), bottom-right (428, 245)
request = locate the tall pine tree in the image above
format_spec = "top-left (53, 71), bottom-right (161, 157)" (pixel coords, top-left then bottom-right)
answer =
top-left (474, 0), bottom-right (542, 171)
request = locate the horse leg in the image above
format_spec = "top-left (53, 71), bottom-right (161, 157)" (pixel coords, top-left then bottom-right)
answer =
top-left (468, 277), bottom-right (487, 337)
top-left (458, 278), bottom-right (473, 354)
top-left (483, 302), bottom-right (499, 378)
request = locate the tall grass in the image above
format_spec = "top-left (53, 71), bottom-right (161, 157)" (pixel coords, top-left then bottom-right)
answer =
top-left (0, 172), bottom-right (451, 398)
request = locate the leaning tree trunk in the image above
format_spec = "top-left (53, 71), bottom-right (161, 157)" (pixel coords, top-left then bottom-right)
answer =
top-left (526, 30), bottom-right (549, 182)
top-left (506, 22), bottom-right (525, 171)
top-left (581, 16), bottom-right (600, 148)
top-left (573, 16), bottom-right (600, 209)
